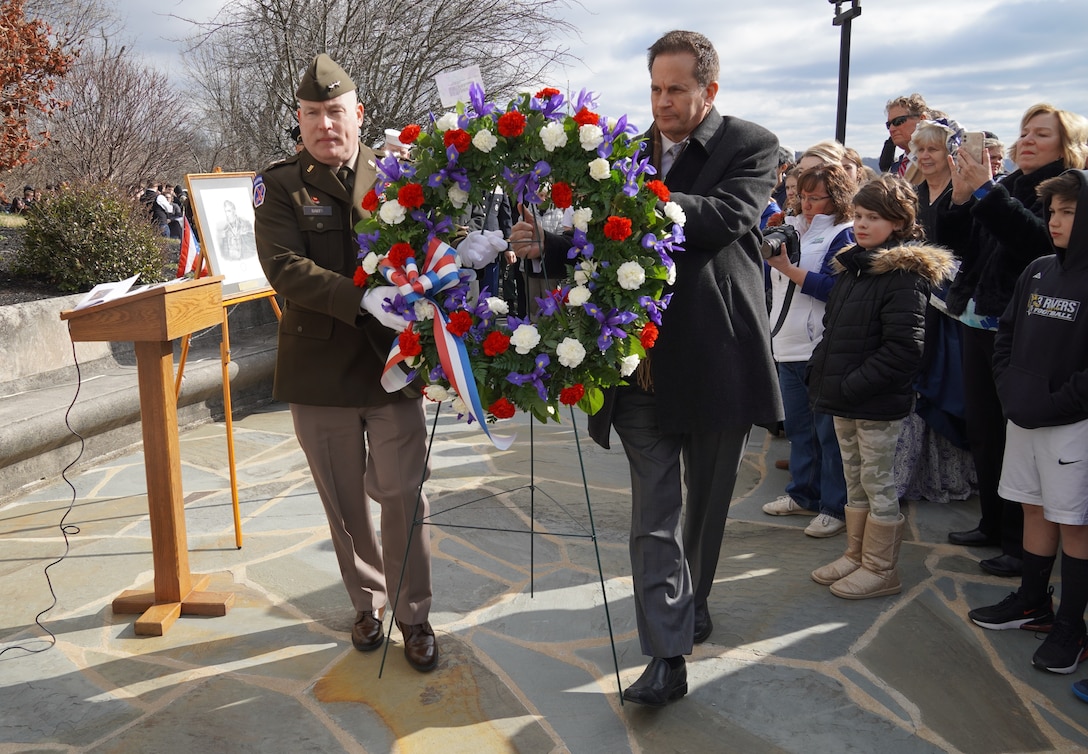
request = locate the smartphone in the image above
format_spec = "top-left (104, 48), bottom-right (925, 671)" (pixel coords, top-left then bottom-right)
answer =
top-left (962, 131), bottom-right (986, 163)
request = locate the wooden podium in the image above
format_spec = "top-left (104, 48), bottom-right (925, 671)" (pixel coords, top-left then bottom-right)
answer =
top-left (61, 277), bottom-right (236, 635)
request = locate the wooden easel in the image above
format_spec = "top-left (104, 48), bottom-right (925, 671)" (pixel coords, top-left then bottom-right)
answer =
top-left (61, 277), bottom-right (236, 636)
top-left (174, 250), bottom-right (281, 550)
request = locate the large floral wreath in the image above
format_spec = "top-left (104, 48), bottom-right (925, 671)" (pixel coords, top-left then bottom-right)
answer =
top-left (353, 84), bottom-right (685, 439)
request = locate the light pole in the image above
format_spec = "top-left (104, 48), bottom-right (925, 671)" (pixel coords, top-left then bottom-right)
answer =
top-left (829, 0), bottom-right (861, 144)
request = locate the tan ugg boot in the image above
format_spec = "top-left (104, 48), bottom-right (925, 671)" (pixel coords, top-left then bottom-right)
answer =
top-left (811, 506), bottom-right (868, 585)
top-left (830, 514), bottom-right (904, 599)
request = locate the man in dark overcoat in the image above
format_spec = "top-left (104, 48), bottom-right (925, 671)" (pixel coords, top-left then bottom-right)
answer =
top-left (511, 29), bottom-right (782, 705)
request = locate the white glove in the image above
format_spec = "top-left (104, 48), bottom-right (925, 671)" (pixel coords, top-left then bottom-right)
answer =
top-left (361, 287), bottom-right (408, 332)
top-left (456, 229), bottom-right (507, 269)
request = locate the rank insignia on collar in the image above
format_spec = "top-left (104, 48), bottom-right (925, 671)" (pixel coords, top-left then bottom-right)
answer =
top-left (306, 164), bottom-right (314, 173)
top-left (252, 175), bottom-right (265, 208)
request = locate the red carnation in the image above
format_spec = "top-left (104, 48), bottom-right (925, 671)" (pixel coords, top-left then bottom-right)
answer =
top-left (399, 124), bottom-right (421, 143)
top-left (398, 327), bottom-right (422, 358)
top-left (387, 243), bottom-right (414, 267)
top-left (361, 189), bottom-right (380, 212)
top-left (559, 384), bottom-right (585, 406)
top-left (645, 180), bottom-right (670, 202)
top-left (551, 182), bottom-right (573, 210)
top-left (353, 266), bottom-right (369, 288)
top-left (497, 110), bottom-right (526, 138)
top-left (572, 108), bottom-right (599, 127)
top-left (536, 87), bottom-right (561, 99)
top-left (640, 322), bottom-right (659, 349)
top-left (603, 215), bottom-right (633, 242)
top-left (482, 331), bottom-right (510, 356)
top-left (444, 128), bottom-right (471, 153)
top-left (446, 310), bottom-right (473, 337)
top-left (489, 397), bottom-right (516, 419)
top-left (397, 182), bottom-right (425, 209)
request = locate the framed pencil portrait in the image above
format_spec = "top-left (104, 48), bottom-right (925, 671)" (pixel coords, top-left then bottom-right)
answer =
top-left (186, 172), bottom-right (271, 299)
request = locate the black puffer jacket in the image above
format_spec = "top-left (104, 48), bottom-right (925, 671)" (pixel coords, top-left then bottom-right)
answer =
top-left (808, 242), bottom-right (955, 420)
top-left (939, 160), bottom-right (1064, 318)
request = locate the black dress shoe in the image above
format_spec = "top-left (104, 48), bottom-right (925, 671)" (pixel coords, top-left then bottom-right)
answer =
top-left (948, 527), bottom-right (1000, 547)
top-left (622, 657), bottom-right (687, 707)
top-left (396, 620), bottom-right (439, 672)
top-left (694, 602), bottom-right (713, 644)
top-left (352, 611), bottom-right (384, 652)
top-left (980, 554), bottom-right (1023, 578)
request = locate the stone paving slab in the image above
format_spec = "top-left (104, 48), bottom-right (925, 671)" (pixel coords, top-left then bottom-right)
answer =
top-left (2, 403), bottom-right (1088, 752)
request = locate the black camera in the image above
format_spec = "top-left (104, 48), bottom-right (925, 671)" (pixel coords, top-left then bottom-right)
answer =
top-left (760, 224), bottom-right (800, 264)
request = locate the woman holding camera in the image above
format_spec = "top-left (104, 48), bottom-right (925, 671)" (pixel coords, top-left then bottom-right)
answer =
top-left (761, 163), bottom-right (855, 538)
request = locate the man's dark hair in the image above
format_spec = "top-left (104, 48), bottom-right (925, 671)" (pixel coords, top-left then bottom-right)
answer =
top-left (1038, 171), bottom-right (1082, 207)
top-left (647, 30), bottom-right (719, 86)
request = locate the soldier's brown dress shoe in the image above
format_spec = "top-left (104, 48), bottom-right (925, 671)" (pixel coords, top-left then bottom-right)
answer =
top-left (396, 620), bottom-right (438, 672)
top-left (352, 611), bottom-right (384, 652)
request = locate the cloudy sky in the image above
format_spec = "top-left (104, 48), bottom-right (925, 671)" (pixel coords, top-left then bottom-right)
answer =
top-left (115, 0), bottom-right (1088, 160)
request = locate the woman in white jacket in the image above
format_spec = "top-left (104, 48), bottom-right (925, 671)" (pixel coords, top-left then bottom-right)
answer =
top-left (762, 163), bottom-right (856, 537)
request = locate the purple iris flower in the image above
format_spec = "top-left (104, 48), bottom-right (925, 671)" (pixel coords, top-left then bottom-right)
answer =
top-left (616, 155), bottom-right (655, 197)
top-left (596, 114), bottom-right (638, 159)
top-left (503, 161), bottom-right (552, 206)
top-left (356, 230), bottom-right (381, 255)
top-left (429, 365), bottom-right (447, 382)
top-left (427, 154), bottom-right (471, 193)
top-left (376, 152), bottom-right (415, 183)
top-left (468, 82), bottom-right (497, 118)
top-left (572, 89), bottom-right (599, 113)
top-left (533, 287), bottom-right (567, 318)
top-left (583, 302), bottom-right (637, 351)
top-left (531, 90), bottom-right (566, 120)
top-left (507, 353), bottom-right (552, 401)
top-left (641, 230), bottom-right (681, 269)
top-left (638, 294), bottom-right (673, 326)
top-left (410, 210), bottom-right (453, 242)
top-left (567, 228), bottom-right (594, 260)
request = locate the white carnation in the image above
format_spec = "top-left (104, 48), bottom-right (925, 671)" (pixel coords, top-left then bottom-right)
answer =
top-left (473, 129), bottom-right (497, 153)
top-left (423, 384), bottom-right (450, 402)
top-left (574, 260), bottom-right (597, 286)
top-left (664, 201), bottom-right (687, 227)
top-left (566, 285), bottom-right (591, 307)
top-left (451, 395), bottom-right (468, 416)
top-left (448, 185), bottom-right (469, 209)
top-left (667, 263), bottom-right (677, 285)
top-left (539, 121), bottom-right (568, 152)
top-left (556, 337), bottom-right (587, 368)
top-left (588, 157), bottom-right (611, 181)
top-left (361, 252), bottom-right (380, 274)
top-left (435, 112), bottom-right (459, 131)
top-left (616, 260), bottom-right (646, 290)
top-left (485, 296), bottom-right (509, 315)
top-left (579, 124), bottom-right (604, 151)
top-left (379, 201), bottom-right (406, 224)
top-left (509, 323), bottom-right (541, 354)
top-left (571, 207), bottom-right (593, 231)
top-left (619, 354), bottom-right (640, 376)
top-left (413, 300), bottom-right (434, 321)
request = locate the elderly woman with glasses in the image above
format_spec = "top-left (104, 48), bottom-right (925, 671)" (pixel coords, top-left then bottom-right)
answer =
top-left (760, 162), bottom-right (855, 539)
top-left (888, 120), bottom-right (979, 506)
top-left (938, 103), bottom-right (1088, 577)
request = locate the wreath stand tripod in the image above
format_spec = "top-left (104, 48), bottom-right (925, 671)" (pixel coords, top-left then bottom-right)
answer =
top-left (173, 250), bottom-right (282, 549)
top-left (376, 402), bottom-right (626, 703)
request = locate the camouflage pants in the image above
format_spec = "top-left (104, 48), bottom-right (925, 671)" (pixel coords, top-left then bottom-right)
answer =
top-left (833, 417), bottom-right (903, 521)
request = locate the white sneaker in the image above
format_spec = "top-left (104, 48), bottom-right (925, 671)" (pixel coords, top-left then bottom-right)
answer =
top-left (762, 495), bottom-right (818, 517)
top-left (805, 513), bottom-right (846, 538)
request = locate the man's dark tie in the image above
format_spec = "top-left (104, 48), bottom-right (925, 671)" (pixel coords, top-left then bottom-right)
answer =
top-left (337, 166), bottom-right (354, 192)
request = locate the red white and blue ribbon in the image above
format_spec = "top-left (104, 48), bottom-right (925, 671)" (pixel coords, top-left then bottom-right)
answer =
top-left (378, 237), bottom-right (513, 450)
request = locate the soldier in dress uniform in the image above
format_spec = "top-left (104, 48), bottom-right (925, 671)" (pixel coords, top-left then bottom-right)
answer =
top-left (252, 54), bottom-right (440, 672)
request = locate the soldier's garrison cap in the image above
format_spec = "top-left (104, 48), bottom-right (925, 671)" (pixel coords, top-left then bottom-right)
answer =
top-left (296, 54), bottom-right (355, 102)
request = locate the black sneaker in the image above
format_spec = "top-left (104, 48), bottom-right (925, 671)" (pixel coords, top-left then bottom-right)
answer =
top-left (968, 587), bottom-right (1054, 631)
top-left (1032, 617), bottom-right (1088, 674)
